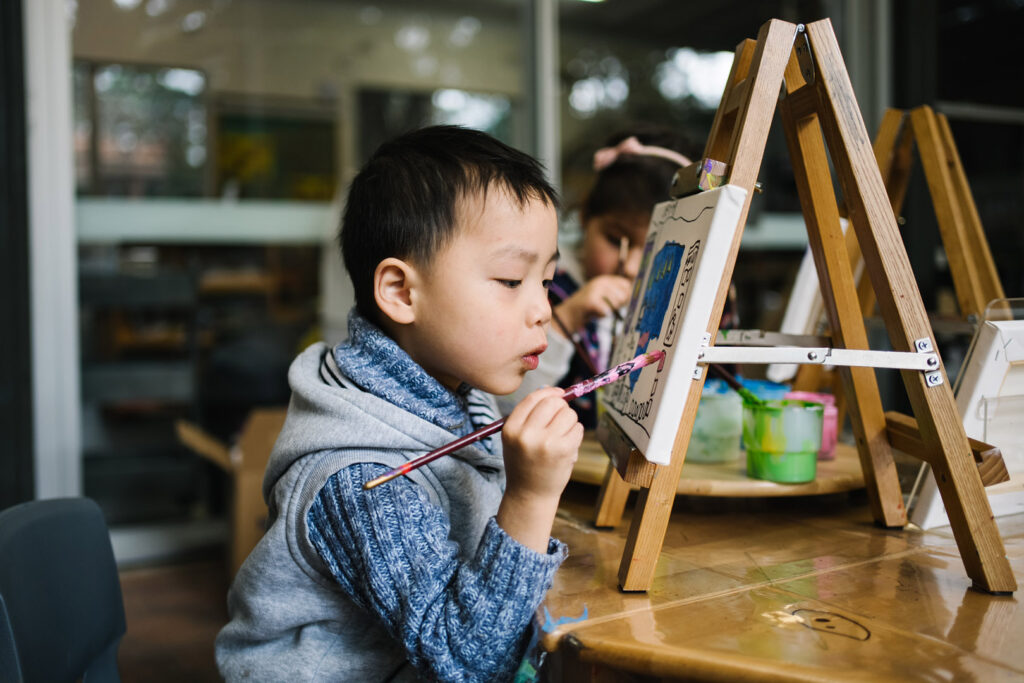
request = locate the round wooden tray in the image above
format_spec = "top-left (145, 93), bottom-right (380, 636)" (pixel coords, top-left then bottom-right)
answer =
top-left (572, 434), bottom-right (865, 497)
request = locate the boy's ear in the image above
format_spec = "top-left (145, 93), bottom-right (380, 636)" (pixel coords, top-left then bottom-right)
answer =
top-left (373, 257), bottom-right (418, 325)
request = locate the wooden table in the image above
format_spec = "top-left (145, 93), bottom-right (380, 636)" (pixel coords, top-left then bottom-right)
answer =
top-left (540, 483), bottom-right (1024, 681)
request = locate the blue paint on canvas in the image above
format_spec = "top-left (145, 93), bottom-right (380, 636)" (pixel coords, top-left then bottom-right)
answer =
top-left (631, 240), bottom-right (685, 388)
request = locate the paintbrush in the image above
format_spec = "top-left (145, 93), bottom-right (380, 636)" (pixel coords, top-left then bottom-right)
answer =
top-left (602, 297), bottom-right (624, 323)
top-left (363, 349), bottom-right (667, 490)
top-left (708, 363), bottom-right (764, 406)
top-left (608, 236), bottom-right (630, 342)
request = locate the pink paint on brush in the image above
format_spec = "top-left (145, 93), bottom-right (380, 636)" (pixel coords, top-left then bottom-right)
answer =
top-left (363, 350), bottom-right (666, 490)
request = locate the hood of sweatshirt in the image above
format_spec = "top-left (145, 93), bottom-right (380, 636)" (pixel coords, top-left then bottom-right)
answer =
top-left (263, 341), bottom-right (502, 503)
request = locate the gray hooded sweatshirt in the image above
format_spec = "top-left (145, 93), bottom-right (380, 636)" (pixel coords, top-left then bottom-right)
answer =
top-left (215, 321), bottom-right (565, 683)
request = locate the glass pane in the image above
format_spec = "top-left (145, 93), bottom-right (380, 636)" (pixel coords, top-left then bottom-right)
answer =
top-left (215, 104), bottom-right (336, 200)
top-left (558, 0), bottom-right (825, 213)
top-left (74, 61), bottom-right (207, 197)
top-left (357, 87), bottom-right (516, 165)
top-left (558, 1), bottom-right (824, 333)
top-left (71, 0), bottom-right (529, 551)
top-left (937, 2), bottom-right (1024, 108)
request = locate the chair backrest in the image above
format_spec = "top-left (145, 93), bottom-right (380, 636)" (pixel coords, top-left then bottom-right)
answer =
top-left (0, 497), bottom-right (126, 683)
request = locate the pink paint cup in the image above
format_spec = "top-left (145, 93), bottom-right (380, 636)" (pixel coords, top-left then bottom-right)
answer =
top-left (784, 391), bottom-right (838, 460)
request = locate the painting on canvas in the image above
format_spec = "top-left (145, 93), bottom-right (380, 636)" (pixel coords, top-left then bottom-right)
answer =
top-left (600, 184), bottom-right (747, 465)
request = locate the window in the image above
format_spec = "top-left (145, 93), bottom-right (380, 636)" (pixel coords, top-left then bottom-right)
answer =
top-left (74, 61), bottom-right (207, 197)
top-left (357, 87), bottom-right (518, 165)
top-left (214, 98), bottom-right (336, 200)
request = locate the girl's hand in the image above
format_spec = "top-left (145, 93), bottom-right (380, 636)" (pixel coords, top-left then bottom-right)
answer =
top-left (554, 274), bottom-right (631, 335)
top-left (496, 387), bottom-right (583, 551)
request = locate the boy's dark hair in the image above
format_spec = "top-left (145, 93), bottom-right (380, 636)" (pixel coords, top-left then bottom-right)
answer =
top-left (581, 123), bottom-right (696, 224)
top-left (341, 125), bottom-right (559, 324)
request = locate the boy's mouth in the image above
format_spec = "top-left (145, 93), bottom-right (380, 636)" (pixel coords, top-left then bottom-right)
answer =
top-left (522, 344), bottom-right (547, 371)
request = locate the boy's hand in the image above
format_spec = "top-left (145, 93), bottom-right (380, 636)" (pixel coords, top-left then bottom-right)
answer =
top-left (496, 387), bottom-right (583, 552)
top-left (554, 274), bottom-right (631, 335)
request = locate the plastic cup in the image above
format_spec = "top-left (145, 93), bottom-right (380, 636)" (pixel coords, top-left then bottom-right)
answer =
top-left (785, 390), bottom-right (838, 460)
top-left (686, 390), bottom-right (742, 463)
top-left (742, 399), bottom-right (824, 483)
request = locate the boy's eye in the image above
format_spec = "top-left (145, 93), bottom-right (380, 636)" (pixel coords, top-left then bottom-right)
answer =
top-left (497, 279), bottom-right (522, 289)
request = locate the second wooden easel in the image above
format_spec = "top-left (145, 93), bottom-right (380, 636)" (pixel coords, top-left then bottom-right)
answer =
top-left (871, 105), bottom-right (1005, 322)
top-left (591, 18), bottom-right (1016, 595)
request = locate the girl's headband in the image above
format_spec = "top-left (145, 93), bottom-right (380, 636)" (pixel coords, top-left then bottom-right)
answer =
top-left (592, 136), bottom-right (692, 171)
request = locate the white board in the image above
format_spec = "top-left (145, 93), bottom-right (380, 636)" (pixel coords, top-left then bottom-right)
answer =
top-left (600, 184), bottom-right (748, 465)
top-left (910, 319), bottom-right (1024, 529)
top-left (767, 217), bottom-right (853, 383)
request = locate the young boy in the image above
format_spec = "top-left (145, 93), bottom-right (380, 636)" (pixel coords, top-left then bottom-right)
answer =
top-left (215, 126), bottom-right (583, 682)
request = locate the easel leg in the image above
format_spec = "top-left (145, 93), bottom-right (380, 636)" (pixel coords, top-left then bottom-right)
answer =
top-left (616, 401), bottom-right (697, 591)
top-left (779, 56), bottom-right (907, 528)
top-left (617, 463), bottom-right (683, 591)
top-left (910, 107), bottom-right (986, 320)
top-left (803, 20), bottom-right (1015, 593)
top-left (593, 464), bottom-right (632, 528)
top-left (933, 109), bottom-right (1006, 310)
top-left (873, 108), bottom-right (914, 215)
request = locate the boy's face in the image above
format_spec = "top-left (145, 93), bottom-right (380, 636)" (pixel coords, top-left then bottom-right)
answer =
top-left (580, 210), bottom-right (650, 280)
top-left (404, 189), bottom-right (559, 395)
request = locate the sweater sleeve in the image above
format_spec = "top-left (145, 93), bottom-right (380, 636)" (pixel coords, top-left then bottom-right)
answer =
top-left (307, 462), bottom-right (566, 683)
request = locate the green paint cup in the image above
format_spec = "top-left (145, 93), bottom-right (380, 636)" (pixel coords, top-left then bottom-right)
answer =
top-left (742, 399), bottom-right (824, 483)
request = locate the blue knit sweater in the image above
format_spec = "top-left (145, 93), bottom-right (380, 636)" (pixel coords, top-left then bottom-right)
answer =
top-left (305, 314), bottom-right (565, 681)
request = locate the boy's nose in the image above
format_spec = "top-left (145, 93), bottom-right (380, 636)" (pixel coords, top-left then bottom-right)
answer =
top-left (530, 291), bottom-right (552, 327)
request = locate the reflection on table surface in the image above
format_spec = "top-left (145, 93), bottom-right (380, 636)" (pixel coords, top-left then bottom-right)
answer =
top-left (543, 481), bottom-right (1024, 682)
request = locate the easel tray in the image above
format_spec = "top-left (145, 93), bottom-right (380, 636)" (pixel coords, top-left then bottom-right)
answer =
top-left (573, 434), bottom-right (864, 497)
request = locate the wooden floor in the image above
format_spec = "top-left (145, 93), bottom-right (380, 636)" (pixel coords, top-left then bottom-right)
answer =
top-left (117, 554), bottom-right (228, 682)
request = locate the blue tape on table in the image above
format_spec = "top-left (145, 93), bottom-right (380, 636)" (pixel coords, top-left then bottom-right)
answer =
top-left (541, 604), bottom-right (589, 633)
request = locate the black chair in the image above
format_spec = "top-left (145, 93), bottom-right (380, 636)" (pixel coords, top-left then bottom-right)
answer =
top-left (0, 497), bottom-right (126, 682)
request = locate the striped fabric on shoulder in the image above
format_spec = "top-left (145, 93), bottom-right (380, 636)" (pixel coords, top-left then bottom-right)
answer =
top-left (466, 390), bottom-right (499, 454)
top-left (320, 346), bottom-right (354, 389)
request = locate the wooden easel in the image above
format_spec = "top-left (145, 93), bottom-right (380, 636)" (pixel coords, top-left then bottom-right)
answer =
top-left (790, 104), bottom-right (1007, 410)
top-left (592, 18), bottom-right (1016, 595)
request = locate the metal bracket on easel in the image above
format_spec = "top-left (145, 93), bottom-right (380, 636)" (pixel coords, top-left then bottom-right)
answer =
top-left (794, 23), bottom-right (815, 85)
top-left (913, 337), bottom-right (945, 387)
top-left (692, 332), bottom-right (713, 380)
top-left (692, 330), bottom-right (944, 385)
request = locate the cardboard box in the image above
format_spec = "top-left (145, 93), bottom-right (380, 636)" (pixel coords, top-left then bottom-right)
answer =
top-left (176, 408), bottom-right (287, 577)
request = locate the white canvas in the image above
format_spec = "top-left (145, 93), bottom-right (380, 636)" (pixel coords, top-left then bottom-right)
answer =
top-left (767, 217), bottom-right (853, 383)
top-left (911, 319), bottom-right (1024, 529)
top-left (600, 184), bottom-right (748, 465)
